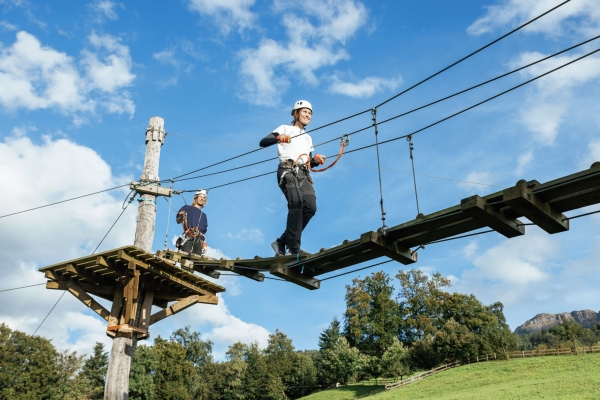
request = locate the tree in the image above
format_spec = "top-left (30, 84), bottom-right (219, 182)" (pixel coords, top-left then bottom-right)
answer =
top-left (264, 330), bottom-right (316, 398)
top-left (129, 344), bottom-right (157, 400)
top-left (152, 336), bottom-right (195, 400)
top-left (344, 271), bottom-right (399, 357)
top-left (0, 323), bottom-right (61, 399)
top-left (550, 316), bottom-right (586, 355)
top-left (318, 317), bottom-right (341, 351)
top-left (381, 338), bottom-right (411, 381)
top-left (221, 342), bottom-right (248, 400)
top-left (170, 327), bottom-right (214, 397)
top-left (314, 337), bottom-right (361, 385)
top-left (243, 341), bottom-right (284, 400)
top-left (433, 318), bottom-right (478, 363)
top-left (396, 269), bottom-right (451, 344)
top-left (81, 342), bottom-right (108, 399)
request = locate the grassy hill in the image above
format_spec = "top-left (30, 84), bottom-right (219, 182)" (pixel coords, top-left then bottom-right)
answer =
top-left (301, 353), bottom-right (600, 399)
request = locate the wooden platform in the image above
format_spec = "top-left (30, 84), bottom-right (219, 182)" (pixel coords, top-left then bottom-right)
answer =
top-left (40, 246), bottom-right (225, 338)
top-left (160, 163), bottom-right (600, 290)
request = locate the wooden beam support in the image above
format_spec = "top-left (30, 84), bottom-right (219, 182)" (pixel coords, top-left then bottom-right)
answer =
top-left (130, 181), bottom-right (172, 197)
top-left (503, 181), bottom-right (569, 234)
top-left (149, 294), bottom-right (216, 325)
top-left (46, 280), bottom-right (115, 299)
top-left (118, 249), bottom-right (217, 296)
top-left (218, 259), bottom-right (265, 282)
top-left (52, 281), bottom-right (111, 321)
top-left (107, 280), bottom-right (125, 337)
top-left (137, 287), bottom-right (154, 337)
top-left (270, 263), bottom-right (320, 290)
top-left (460, 195), bottom-right (525, 238)
top-left (359, 232), bottom-right (417, 265)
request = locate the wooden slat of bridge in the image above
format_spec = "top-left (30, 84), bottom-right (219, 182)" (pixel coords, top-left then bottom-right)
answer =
top-left (40, 246), bottom-right (225, 307)
top-left (164, 164), bottom-right (600, 290)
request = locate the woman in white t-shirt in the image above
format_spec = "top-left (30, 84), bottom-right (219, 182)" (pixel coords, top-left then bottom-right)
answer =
top-left (259, 100), bottom-right (327, 256)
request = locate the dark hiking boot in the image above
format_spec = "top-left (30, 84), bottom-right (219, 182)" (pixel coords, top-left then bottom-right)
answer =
top-left (271, 239), bottom-right (286, 256)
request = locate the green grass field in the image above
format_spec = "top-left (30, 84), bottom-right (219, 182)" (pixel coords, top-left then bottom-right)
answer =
top-left (301, 353), bottom-right (600, 400)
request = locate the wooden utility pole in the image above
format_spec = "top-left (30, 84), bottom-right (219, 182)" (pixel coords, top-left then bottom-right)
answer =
top-left (105, 116), bottom-right (166, 399)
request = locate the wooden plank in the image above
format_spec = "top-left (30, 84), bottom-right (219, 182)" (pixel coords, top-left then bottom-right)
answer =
top-left (503, 181), bottom-right (569, 234)
top-left (137, 287), bottom-right (154, 336)
top-left (46, 280), bottom-right (115, 298)
top-left (50, 281), bottom-right (110, 321)
top-left (108, 280), bottom-right (125, 334)
top-left (270, 263), bottom-right (320, 290)
top-left (123, 271), bottom-right (137, 325)
top-left (130, 181), bottom-right (172, 197)
top-left (460, 195), bottom-right (525, 238)
top-left (396, 218), bottom-right (486, 248)
top-left (296, 247), bottom-right (380, 276)
top-left (217, 259), bottom-right (265, 282)
top-left (63, 263), bottom-right (117, 285)
top-left (149, 294), bottom-right (216, 325)
top-left (359, 231), bottom-right (418, 265)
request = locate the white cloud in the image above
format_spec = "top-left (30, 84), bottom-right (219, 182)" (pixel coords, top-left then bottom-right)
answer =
top-left (515, 150), bottom-right (533, 176)
top-left (91, 0), bottom-right (121, 21)
top-left (454, 232), bottom-right (600, 330)
top-left (187, 297), bottom-right (270, 348)
top-left (0, 31), bottom-right (135, 119)
top-left (238, 0), bottom-right (367, 106)
top-left (467, 0), bottom-right (600, 37)
top-left (520, 103), bottom-right (565, 145)
top-left (82, 32), bottom-right (135, 93)
top-left (0, 131), bottom-right (270, 358)
top-left (457, 171), bottom-right (494, 194)
top-left (328, 74), bottom-right (402, 98)
top-left (187, 0), bottom-right (256, 35)
top-left (581, 141), bottom-right (600, 169)
top-left (510, 51), bottom-right (600, 145)
top-left (226, 228), bottom-right (264, 242)
top-left (0, 20), bottom-right (17, 30)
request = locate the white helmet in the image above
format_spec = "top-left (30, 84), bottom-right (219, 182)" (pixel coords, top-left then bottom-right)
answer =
top-left (194, 190), bottom-right (208, 205)
top-left (291, 100), bottom-right (312, 115)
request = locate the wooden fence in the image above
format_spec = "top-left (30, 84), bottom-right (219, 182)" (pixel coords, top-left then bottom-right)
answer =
top-left (354, 346), bottom-right (600, 398)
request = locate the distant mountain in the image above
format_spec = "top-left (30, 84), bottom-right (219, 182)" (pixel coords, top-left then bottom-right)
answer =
top-left (514, 310), bottom-right (600, 334)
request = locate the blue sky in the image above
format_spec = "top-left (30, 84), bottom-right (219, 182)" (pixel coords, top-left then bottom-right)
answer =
top-left (1, 0), bottom-right (599, 359)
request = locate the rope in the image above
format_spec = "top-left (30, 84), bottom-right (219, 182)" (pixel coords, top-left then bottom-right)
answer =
top-left (165, 0), bottom-right (570, 185)
top-left (307, 135), bottom-right (350, 173)
top-left (371, 108), bottom-right (388, 235)
top-left (32, 291), bottom-right (66, 336)
top-left (0, 283), bottom-right (46, 293)
top-left (564, 209), bottom-right (600, 220)
top-left (407, 135), bottom-right (421, 216)
top-left (163, 181), bottom-right (174, 249)
top-left (92, 192), bottom-right (136, 254)
top-left (374, 0), bottom-right (571, 108)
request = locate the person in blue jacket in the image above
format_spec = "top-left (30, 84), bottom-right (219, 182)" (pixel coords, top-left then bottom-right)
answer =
top-left (176, 190), bottom-right (208, 256)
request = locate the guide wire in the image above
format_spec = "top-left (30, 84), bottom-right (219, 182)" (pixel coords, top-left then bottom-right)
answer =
top-left (168, 38), bottom-right (600, 189)
top-left (371, 108), bottom-right (388, 235)
top-left (374, 0), bottom-right (571, 108)
top-left (407, 135), bottom-right (421, 217)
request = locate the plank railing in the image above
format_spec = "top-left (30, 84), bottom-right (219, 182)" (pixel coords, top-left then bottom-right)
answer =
top-left (384, 361), bottom-right (461, 390)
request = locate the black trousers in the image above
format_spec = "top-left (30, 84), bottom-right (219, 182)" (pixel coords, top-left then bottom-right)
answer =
top-left (181, 235), bottom-right (204, 256)
top-left (277, 165), bottom-right (317, 252)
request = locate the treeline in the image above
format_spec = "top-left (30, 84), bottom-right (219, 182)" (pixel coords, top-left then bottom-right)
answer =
top-left (517, 318), bottom-right (600, 352)
top-left (0, 324), bottom-right (107, 399)
top-left (1, 269), bottom-right (595, 399)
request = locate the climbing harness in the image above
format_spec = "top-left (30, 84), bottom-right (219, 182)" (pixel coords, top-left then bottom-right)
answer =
top-left (372, 108), bottom-right (388, 235)
top-left (407, 135), bottom-right (421, 217)
top-left (175, 206), bottom-right (205, 250)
